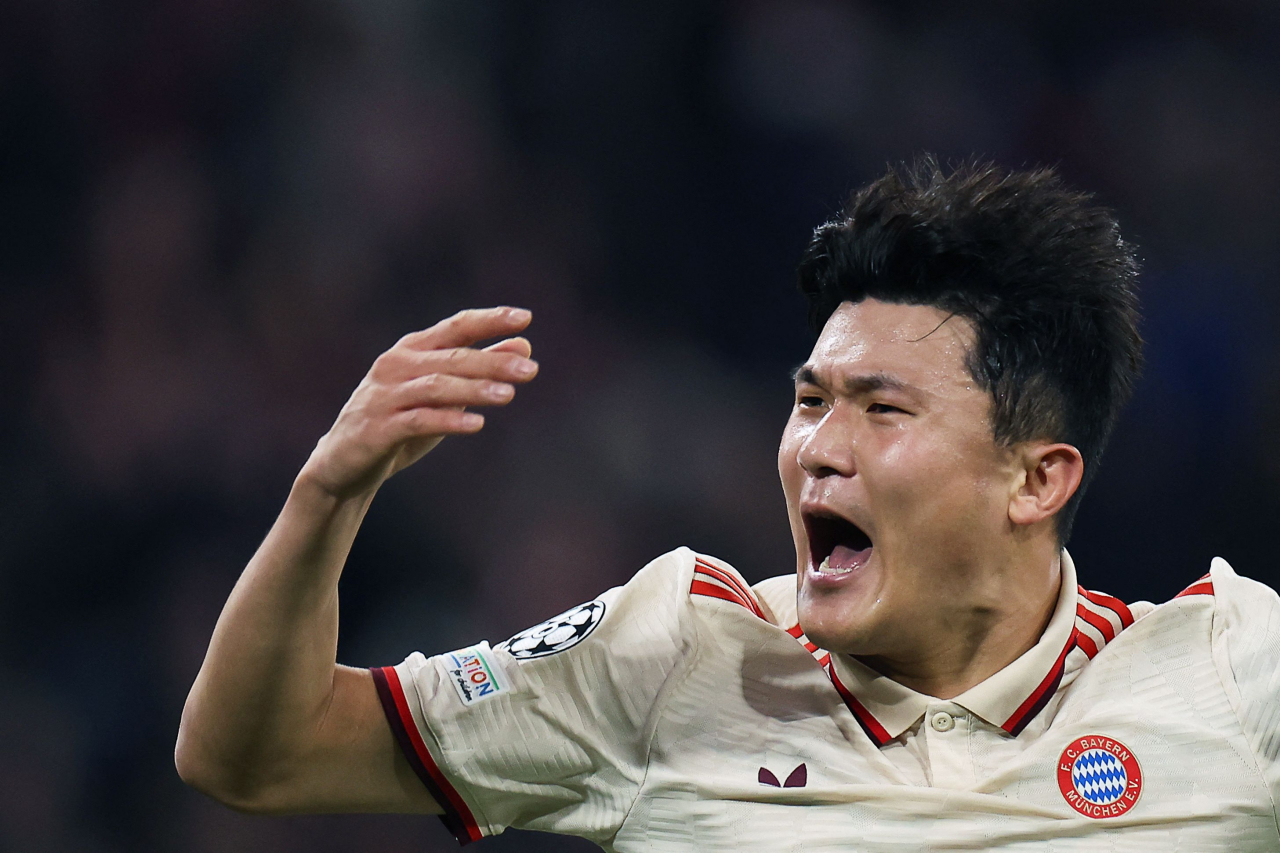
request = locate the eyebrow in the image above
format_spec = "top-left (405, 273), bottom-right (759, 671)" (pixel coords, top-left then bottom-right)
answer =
top-left (792, 365), bottom-right (915, 396)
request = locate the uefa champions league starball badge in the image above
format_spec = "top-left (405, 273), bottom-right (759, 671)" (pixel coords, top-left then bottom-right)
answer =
top-left (502, 600), bottom-right (606, 659)
top-left (1057, 736), bottom-right (1143, 818)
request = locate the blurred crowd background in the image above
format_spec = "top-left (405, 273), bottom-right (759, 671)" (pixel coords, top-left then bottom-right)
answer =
top-left (3, 1), bottom-right (1280, 850)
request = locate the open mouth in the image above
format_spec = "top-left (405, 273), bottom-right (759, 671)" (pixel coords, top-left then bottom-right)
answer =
top-left (803, 510), bottom-right (874, 575)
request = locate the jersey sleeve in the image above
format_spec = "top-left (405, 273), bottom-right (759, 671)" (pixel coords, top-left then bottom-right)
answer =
top-left (371, 547), bottom-right (698, 845)
top-left (1208, 557), bottom-right (1280, 821)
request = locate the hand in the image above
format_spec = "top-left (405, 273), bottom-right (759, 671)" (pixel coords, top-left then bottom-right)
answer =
top-left (298, 307), bottom-right (538, 500)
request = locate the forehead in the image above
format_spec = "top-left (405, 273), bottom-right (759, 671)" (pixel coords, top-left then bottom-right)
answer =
top-left (806, 299), bottom-right (976, 385)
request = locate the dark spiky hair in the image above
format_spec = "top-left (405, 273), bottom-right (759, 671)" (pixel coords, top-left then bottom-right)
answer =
top-left (797, 157), bottom-right (1143, 541)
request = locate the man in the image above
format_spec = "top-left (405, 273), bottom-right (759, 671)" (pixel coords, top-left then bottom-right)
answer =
top-left (176, 159), bottom-right (1280, 850)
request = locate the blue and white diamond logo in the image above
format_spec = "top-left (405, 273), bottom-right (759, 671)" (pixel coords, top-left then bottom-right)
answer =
top-left (1070, 749), bottom-right (1127, 805)
top-left (1058, 735), bottom-right (1143, 818)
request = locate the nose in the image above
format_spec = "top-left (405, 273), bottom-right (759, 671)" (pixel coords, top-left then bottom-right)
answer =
top-left (796, 406), bottom-right (856, 478)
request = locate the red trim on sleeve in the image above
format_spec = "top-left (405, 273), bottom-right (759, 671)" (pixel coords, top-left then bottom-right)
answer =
top-left (825, 660), bottom-right (891, 747)
top-left (369, 666), bottom-right (484, 845)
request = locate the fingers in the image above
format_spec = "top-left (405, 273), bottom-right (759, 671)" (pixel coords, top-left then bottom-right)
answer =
top-left (390, 406), bottom-right (485, 438)
top-left (400, 307), bottom-right (531, 352)
top-left (372, 311), bottom-right (537, 446)
top-left (389, 373), bottom-right (517, 411)
top-left (484, 336), bottom-right (533, 359)
top-left (375, 346), bottom-right (538, 384)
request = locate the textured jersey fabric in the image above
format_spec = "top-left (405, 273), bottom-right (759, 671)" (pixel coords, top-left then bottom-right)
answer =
top-left (372, 548), bottom-right (1280, 851)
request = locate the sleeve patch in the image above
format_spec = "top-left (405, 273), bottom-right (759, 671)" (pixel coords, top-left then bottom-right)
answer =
top-left (441, 642), bottom-right (511, 706)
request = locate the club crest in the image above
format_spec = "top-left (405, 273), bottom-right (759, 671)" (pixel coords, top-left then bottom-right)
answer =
top-left (501, 600), bottom-right (606, 660)
top-left (1057, 735), bottom-right (1143, 818)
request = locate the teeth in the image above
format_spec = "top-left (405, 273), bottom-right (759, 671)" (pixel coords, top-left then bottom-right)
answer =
top-left (817, 555), bottom-right (854, 575)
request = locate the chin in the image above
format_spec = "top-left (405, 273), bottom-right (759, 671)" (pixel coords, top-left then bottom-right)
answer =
top-left (796, 592), bottom-right (874, 655)
top-left (795, 547), bottom-right (881, 647)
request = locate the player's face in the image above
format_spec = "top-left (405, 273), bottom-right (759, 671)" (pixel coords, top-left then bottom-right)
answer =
top-left (779, 299), bottom-right (1023, 661)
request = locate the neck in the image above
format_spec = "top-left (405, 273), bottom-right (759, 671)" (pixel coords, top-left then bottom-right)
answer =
top-left (855, 548), bottom-right (1063, 700)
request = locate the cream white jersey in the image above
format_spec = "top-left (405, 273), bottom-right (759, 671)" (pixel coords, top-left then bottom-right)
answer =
top-left (372, 548), bottom-right (1280, 850)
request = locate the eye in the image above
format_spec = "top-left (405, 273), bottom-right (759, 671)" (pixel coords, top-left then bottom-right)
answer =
top-left (797, 394), bottom-right (827, 409)
top-left (867, 403), bottom-right (905, 415)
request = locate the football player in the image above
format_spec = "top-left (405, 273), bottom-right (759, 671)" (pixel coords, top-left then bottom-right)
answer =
top-left (177, 159), bottom-right (1280, 850)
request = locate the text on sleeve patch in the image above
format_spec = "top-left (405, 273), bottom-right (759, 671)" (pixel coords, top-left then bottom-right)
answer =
top-left (442, 642), bottom-right (511, 706)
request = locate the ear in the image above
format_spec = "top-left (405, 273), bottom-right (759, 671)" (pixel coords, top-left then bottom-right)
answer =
top-left (1008, 443), bottom-right (1084, 528)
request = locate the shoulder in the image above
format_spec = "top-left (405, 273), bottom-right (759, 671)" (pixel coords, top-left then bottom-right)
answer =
top-left (1201, 555), bottom-right (1280, 620)
top-left (498, 548), bottom-right (781, 665)
top-left (1200, 557), bottom-right (1280, 671)
top-left (1142, 556), bottom-right (1280, 635)
top-left (504, 547), bottom-right (700, 662)
top-left (686, 551), bottom-right (773, 621)
top-left (1109, 557), bottom-right (1278, 640)
top-left (1119, 557), bottom-right (1274, 622)
top-left (1193, 558), bottom-right (1280, 774)
top-left (593, 546), bottom-right (765, 618)
top-left (1073, 559), bottom-right (1269, 663)
top-left (1128, 558), bottom-right (1280, 706)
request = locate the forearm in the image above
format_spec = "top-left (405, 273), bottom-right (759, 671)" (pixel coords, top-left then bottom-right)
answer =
top-left (176, 474), bottom-right (375, 802)
top-left (175, 307), bottom-right (537, 813)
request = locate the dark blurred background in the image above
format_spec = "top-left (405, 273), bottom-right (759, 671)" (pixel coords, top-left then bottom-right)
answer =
top-left (3, 1), bottom-right (1279, 850)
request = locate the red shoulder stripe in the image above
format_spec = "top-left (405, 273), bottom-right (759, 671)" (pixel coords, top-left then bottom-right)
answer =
top-left (693, 560), bottom-right (765, 619)
top-left (786, 623), bottom-right (804, 638)
top-left (1080, 588), bottom-right (1134, 628)
top-left (370, 667), bottom-right (483, 844)
top-left (695, 559), bottom-right (763, 614)
top-left (1075, 597), bottom-right (1118, 644)
top-left (1072, 625), bottom-right (1099, 660)
top-left (690, 578), bottom-right (753, 609)
top-left (1175, 575), bottom-right (1214, 598)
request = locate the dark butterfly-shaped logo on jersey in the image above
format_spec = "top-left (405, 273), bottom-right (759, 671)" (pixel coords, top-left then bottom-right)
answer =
top-left (501, 600), bottom-right (606, 660)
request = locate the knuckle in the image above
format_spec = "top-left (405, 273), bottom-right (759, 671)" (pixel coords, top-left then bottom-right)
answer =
top-left (356, 381), bottom-right (386, 407)
top-left (371, 351), bottom-right (398, 377)
top-left (396, 409), bottom-right (428, 435)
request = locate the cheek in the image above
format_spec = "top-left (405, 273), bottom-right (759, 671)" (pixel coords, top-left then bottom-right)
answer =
top-left (777, 420), bottom-right (808, 535)
top-left (869, 435), bottom-right (964, 505)
top-left (879, 433), bottom-right (1007, 526)
top-left (777, 419), bottom-right (805, 485)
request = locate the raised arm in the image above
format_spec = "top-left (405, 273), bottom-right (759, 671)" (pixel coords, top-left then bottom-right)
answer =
top-left (175, 307), bottom-right (538, 814)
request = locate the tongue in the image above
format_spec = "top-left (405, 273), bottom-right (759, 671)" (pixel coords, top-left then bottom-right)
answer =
top-left (828, 543), bottom-right (871, 570)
